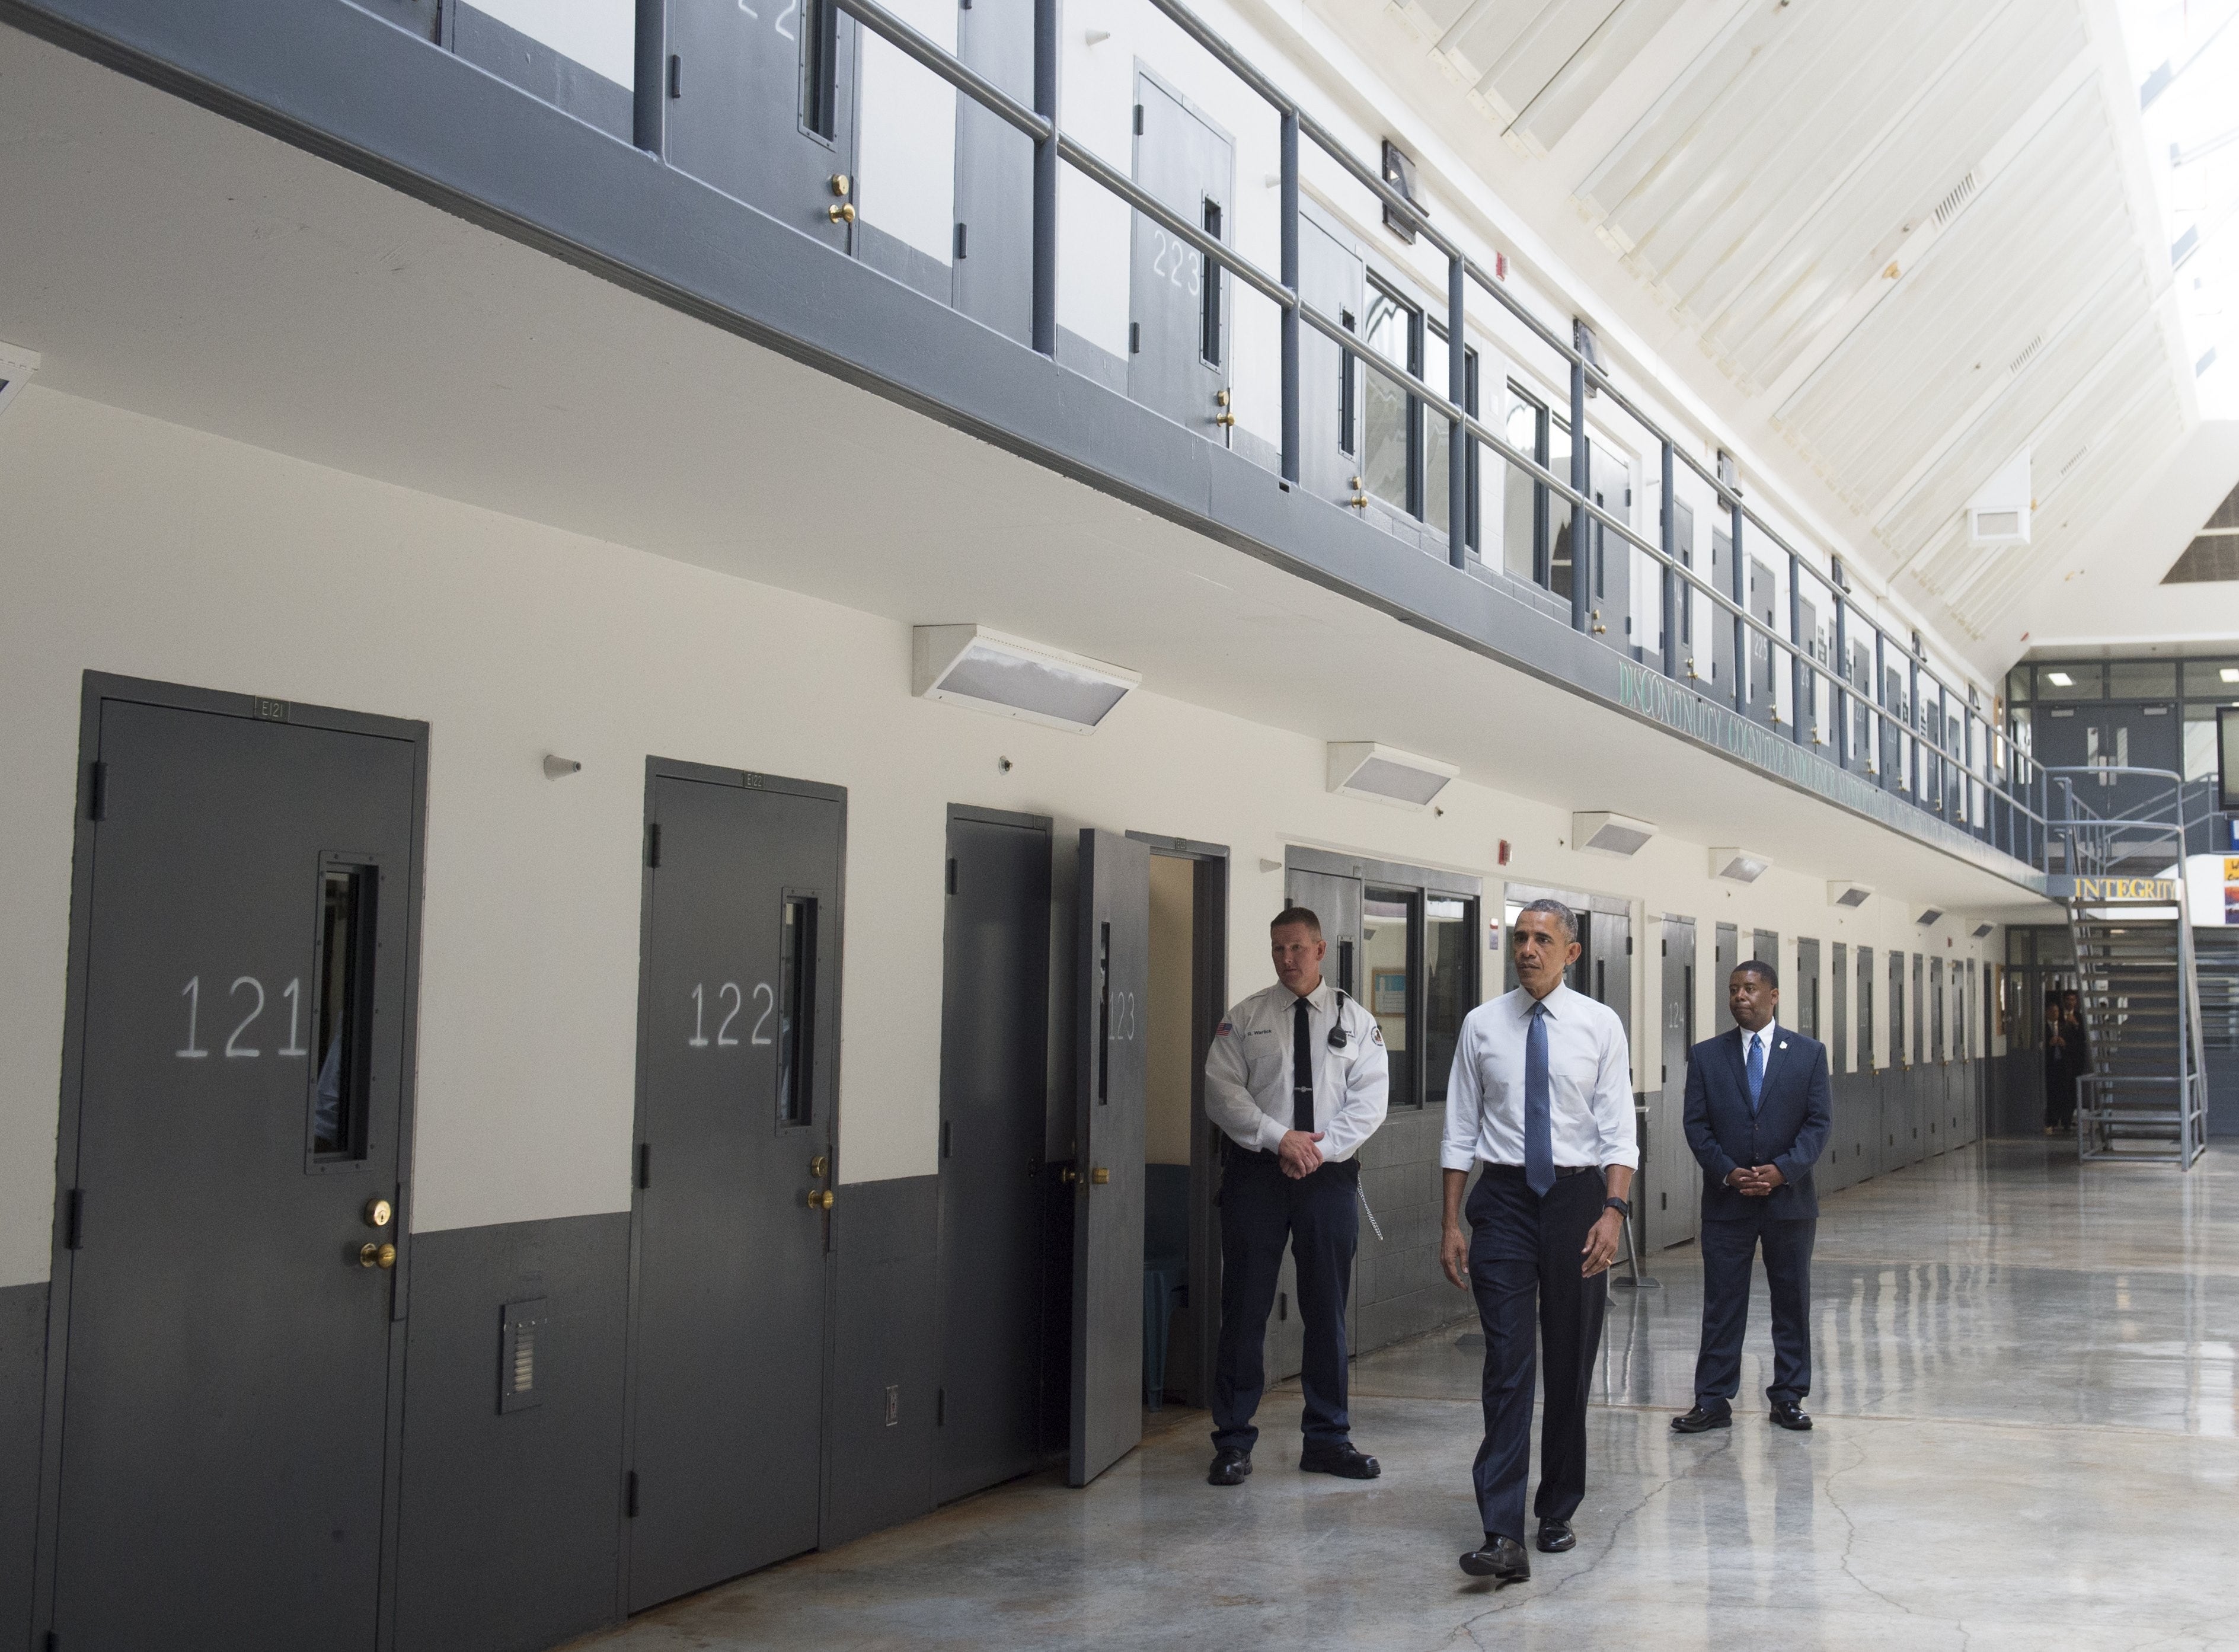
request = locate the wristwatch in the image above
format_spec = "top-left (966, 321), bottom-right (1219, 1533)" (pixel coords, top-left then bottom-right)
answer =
top-left (1603, 1196), bottom-right (1631, 1219)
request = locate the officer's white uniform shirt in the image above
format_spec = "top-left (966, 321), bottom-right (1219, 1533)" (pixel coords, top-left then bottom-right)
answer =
top-left (1440, 983), bottom-right (1640, 1172)
top-left (1205, 978), bottom-right (1390, 1161)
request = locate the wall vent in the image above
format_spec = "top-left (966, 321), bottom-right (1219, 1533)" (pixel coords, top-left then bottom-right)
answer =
top-left (499, 1298), bottom-right (547, 1414)
top-left (2008, 334), bottom-right (2043, 375)
top-left (1932, 172), bottom-right (1977, 228)
top-left (1327, 742), bottom-right (1457, 809)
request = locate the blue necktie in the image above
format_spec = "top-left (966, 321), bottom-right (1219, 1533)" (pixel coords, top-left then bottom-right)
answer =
top-left (1524, 1001), bottom-right (1554, 1196)
top-left (1746, 1032), bottom-right (1765, 1114)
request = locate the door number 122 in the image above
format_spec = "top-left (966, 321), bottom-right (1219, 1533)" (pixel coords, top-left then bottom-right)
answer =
top-left (687, 982), bottom-right (774, 1049)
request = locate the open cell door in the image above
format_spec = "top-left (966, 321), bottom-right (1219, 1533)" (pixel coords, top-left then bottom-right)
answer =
top-left (1069, 829), bottom-right (1148, 1487)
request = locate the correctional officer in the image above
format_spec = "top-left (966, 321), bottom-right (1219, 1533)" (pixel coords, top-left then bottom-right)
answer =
top-left (1440, 898), bottom-right (1637, 1584)
top-left (1202, 905), bottom-right (1389, 1487)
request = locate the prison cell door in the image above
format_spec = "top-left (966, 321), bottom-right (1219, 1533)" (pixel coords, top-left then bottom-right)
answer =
top-left (1747, 557), bottom-right (1777, 726)
top-left (1589, 449), bottom-right (1632, 654)
top-left (952, 0), bottom-right (1033, 342)
top-left (44, 690), bottom-right (419, 1652)
top-left (1070, 830), bottom-right (1150, 1486)
top-left (1710, 526), bottom-right (1735, 699)
top-left (1129, 74), bottom-right (1234, 436)
top-left (628, 766), bottom-right (844, 1610)
top-left (1300, 207), bottom-right (1366, 507)
top-left (666, 0), bottom-right (858, 251)
top-left (1650, 917), bottom-right (1697, 1250)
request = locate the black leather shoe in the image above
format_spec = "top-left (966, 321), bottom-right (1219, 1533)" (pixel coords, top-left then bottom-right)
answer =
top-left (1770, 1400), bottom-right (1813, 1431)
top-left (1299, 1441), bottom-right (1381, 1479)
top-left (1458, 1534), bottom-right (1529, 1583)
top-left (1535, 1519), bottom-right (1574, 1553)
top-left (1671, 1404), bottom-right (1732, 1434)
top-left (1207, 1449), bottom-right (1253, 1486)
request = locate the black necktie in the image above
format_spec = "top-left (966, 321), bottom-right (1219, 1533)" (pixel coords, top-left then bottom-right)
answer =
top-left (1292, 996), bottom-right (1315, 1134)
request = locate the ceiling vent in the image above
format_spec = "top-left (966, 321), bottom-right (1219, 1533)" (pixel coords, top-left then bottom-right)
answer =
top-left (1827, 880), bottom-right (1873, 909)
top-left (0, 337), bottom-right (38, 422)
top-left (1917, 908), bottom-right (1944, 926)
top-left (1968, 449), bottom-right (2032, 546)
top-left (2008, 334), bottom-right (2043, 376)
top-left (1572, 811), bottom-right (1656, 857)
top-left (1931, 172), bottom-right (1977, 228)
top-left (1327, 742), bottom-right (1457, 810)
top-left (1710, 846), bottom-right (1770, 884)
top-left (912, 625), bottom-right (1139, 733)
top-left (1971, 921), bottom-right (1995, 939)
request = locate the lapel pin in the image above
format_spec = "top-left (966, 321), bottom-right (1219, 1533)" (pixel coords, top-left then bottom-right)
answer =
top-left (1779, 1040), bottom-right (1788, 1049)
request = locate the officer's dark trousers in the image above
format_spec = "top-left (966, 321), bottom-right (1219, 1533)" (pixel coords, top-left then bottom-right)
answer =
top-left (1210, 1148), bottom-right (1358, 1454)
top-left (1467, 1164), bottom-right (1606, 1544)
top-left (1692, 1210), bottom-right (1815, 1408)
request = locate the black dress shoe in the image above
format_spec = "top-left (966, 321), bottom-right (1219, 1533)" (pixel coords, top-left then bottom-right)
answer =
top-left (1207, 1449), bottom-right (1253, 1486)
top-left (1534, 1519), bottom-right (1574, 1553)
top-left (1299, 1440), bottom-right (1381, 1479)
top-left (1770, 1400), bottom-right (1813, 1431)
top-left (1671, 1404), bottom-right (1732, 1434)
top-left (1458, 1534), bottom-right (1529, 1583)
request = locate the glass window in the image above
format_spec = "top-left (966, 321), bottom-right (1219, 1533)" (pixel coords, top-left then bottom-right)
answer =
top-left (1423, 897), bottom-right (1474, 1107)
top-left (1673, 499), bottom-right (1696, 646)
top-left (1363, 890), bottom-right (1416, 1108)
top-left (2035, 663), bottom-right (2103, 701)
top-left (1198, 200), bottom-right (1224, 367)
top-left (1502, 392), bottom-right (1541, 585)
top-left (1548, 419), bottom-right (1576, 600)
top-left (2185, 702), bottom-right (2238, 781)
top-left (2009, 704), bottom-right (2033, 759)
top-left (1857, 947), bottom-right (1875, 1068)
top-left (2184, 659), bottom-right (2239, 697)
top-left (777, 897), bottom-right (817, 1125)
top-left (1889, 951), bottom-right (1906, 1068)
top-left (2006, 667), bottom-right (2030, 704)
top-left (1359, 285), bottom-right (1416, 515)
top-left (2107, 660), bottom-right (2176, 699)
top-left (311, 867), bottom-right (374, 1160)
top-left (1424, 341), bottom-right (1478, 547)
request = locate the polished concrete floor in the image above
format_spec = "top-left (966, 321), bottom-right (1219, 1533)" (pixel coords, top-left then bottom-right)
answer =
top-left (580, 1140), bottom-right (2239, 1650)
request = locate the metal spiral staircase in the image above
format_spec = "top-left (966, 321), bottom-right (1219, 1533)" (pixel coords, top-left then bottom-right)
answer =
top-left (2049, 768), bottom-right (2211, 1166)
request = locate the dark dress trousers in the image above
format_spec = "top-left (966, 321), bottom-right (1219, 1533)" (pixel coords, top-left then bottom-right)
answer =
top-left (1681, 1026), bottom-right (1831, 1410)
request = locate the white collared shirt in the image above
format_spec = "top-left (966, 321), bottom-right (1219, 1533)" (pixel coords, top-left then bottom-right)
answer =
top-left (1440, 983), bottom-right (1639, 1172)
top-left (1205, 977), bottom-right (1389, 1161)
top-left (1742, 1019), bottom-right (1780, 1075)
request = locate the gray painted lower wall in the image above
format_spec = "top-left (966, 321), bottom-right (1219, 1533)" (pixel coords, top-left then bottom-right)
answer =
top-left (825, 1176), bottom-right (940, 1548)
top-left (395, 1213), bottom-right (630, 1652)
top-left (0, 1282), bottom-right (47, 1645)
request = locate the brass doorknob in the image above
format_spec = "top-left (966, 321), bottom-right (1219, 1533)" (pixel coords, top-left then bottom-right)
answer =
top-left (364, 1198), bottom-right (393, 1229)
top-left (1091, 1167), bottom-right (1110, 1186)
top-left (828, 202), bottom-right (856, 223)
top-left (358, 1242), bottom-right (397, 1270)
top-left (806, 1188), bottom-right (834, 1210)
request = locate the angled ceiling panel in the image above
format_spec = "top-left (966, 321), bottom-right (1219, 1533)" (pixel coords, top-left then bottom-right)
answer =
top-left (1435, 0), bottom-right (1633, 125)
top-left (1508, 0), bottom-right (1692, 154)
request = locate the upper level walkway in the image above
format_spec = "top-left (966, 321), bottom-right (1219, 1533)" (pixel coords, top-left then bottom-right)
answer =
top-left (579, 1139), bottom-right (2239, 1650)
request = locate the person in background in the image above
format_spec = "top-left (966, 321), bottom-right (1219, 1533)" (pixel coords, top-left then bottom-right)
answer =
top-left (2043, 988), bottom-right (2072, 1136)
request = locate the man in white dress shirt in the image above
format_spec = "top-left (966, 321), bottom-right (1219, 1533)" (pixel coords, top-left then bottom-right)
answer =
top-left (1202, 907), bottom-right (1390, 1487)
top-left (1439, 899), bottom-right (1637, 1584)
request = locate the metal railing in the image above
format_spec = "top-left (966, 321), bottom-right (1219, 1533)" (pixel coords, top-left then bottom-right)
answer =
top-left (806, 0), bottom-right (2052, 866)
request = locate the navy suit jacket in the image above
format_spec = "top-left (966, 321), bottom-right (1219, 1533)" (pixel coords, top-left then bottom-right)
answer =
top-left (1682, 1025), bottom-right (1832, 1222)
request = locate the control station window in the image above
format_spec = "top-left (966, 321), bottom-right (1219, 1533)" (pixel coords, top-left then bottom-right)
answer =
top-left (1364, 889), bottom-right (1417, 1110)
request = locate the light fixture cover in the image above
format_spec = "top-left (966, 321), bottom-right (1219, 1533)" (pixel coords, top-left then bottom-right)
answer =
top-left (1573, 811), bottom-right (1657, 857)
top-left (1827, 880), bottom-right (1873, 908)
top-left (1327, 742), bottom-right (1457, 809)
top-left (1970, 921), bottom-right (1995, 938)
top-left (1917, 908), bottom-right (1944, 926)
top-left (1711, 846), bottom-right (1770, 884)
top-left (913, 625), bottom-right (1139, 734)
top-left (0, 336), bottom-right (39, 423)
top-left (1967, 448), bottom-right (2032, 545)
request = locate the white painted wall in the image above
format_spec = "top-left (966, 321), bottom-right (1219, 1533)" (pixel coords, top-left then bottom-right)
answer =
top-left (0, 386), bottom-right (1994, 1289)
top-left (468, 0), bottom-right (635, 88)
top-left (857, 0), bottom-right (958, 267)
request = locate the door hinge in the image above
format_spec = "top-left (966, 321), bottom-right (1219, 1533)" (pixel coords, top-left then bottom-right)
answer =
top-left (1133, 103), bottom-right (1144, 135)
top-left (637, 1143), bottom-right (651, 1190)
top-left (65, 1188), bottom-right (82, 1251)
top-left (625, 1469), bottom-right (640, 1517)
top-left (667, 54), bottom-right (681, 98)
top-left (1129, 321), bottom-right (1141, 354)
top-left (946, 857), bottom-right (957, 896)
top-left (646, 823), bottom-right (662, 868)
top-left (940, 1119), bottom-right (952, 1158)
top-left (954, 222), bottom-right (967, 259)
top-left (1626, 937), bottom-right (1633, 955)
top-left (935, 1387), bottom-right (945, 1426)
top-left (85, 762), bottom-right (106, 822)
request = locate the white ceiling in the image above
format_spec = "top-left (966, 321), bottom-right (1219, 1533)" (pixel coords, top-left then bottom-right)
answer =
top-left (0, 21), bottom-right (2049, 918)
top-left (1307, 0), bottom-right (2216, 666)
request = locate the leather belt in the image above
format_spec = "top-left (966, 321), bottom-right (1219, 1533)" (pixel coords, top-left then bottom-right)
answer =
top-left (1484, 1162), bottom-right (1595, 1177)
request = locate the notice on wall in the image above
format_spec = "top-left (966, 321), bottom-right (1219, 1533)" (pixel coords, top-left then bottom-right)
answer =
top-left (2225, 858), bottom-right (2239, 925)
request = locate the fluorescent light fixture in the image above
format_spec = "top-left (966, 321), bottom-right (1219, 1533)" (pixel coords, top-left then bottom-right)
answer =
top-left (1971, 922), bottom-right (1995, 939)
top-left (1827, 880), bottom-right (1873, 909)
top-left (2045, 670), bottom-right (2074, 686)
top-left (1573, 811), bottom-right (1657, 857)
top-left (1917, 908), bottom-right (1944, 926)
top-left (1966, 449), bottom-right (2032, 545)
top-left (2221, 667), bottom-right (2239, 684)
top-left (912, 625), bottom-right (1139, 734)
top-left (0, 336), bottom-right (38, 422)
top-left (1327, 742), bottom-right (1458, 810)
top-left (1710, 847), bottom-right (1770, 884)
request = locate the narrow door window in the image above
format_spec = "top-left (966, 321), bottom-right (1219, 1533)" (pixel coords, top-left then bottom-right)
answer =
top-left (309, 865), bottom-right (376, 1161)
top-left (778, 896), bottom-right (819, 1125)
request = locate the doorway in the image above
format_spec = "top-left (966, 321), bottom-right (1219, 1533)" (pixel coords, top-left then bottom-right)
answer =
top-left (37, 676), bottom-right (426, 1652)
top-left (625, 761), bottom-right (845, 1611)
top-left (1647, 916), bottom-right (1696, 1251)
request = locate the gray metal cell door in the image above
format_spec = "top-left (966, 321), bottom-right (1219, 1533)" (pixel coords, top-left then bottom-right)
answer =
top-left (1129, 74), bottom-right (1234, 436)
top-left (935, 810), bottom-right (1052, 1503)
top-left (953, 0), bottom-right (1033, 342)
top-left (1589, 910), bottom-right (1631, 1047)
top-left (1590, 449), bottom-right (1631, 653)
top-left (666, 0), bottom-right (858, 251)
top-left (1710, 526), bottom-right (1735, 696)
top-left (1714, 924), bottom-right (1738, 991)
top-left (1795, 938), bottom-right (1820, 1044)
top-left (1746, 558), bottom-right (1776, 724)
top-left (1300, 211), bottom-right (1366, 506)
top-left (1070, 829), bottom-right (1149, 1487)
top-left (629, 771), bottom-right (842, 1611)
top-left (1650, 918), bottom-right (1695, 1250)
top-left (1270, 868), bottom-right (1362, 1380)
top-left (49, 696), bottom-right (417, 1652)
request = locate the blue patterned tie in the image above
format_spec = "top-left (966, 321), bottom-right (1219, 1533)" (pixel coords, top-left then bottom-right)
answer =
top-left (1746, 1031), bottom-right (1765, 1114)
top-left (1525, 1001), bottom-right (1554, 1196)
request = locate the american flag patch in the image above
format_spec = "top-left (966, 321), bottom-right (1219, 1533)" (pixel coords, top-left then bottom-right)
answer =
top-left (1216, 1020), bottom-right (1233, 1036)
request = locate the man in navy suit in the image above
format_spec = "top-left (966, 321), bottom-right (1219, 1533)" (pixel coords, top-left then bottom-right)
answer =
top-left (1671, 960), bottom-right (1831, 1434)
